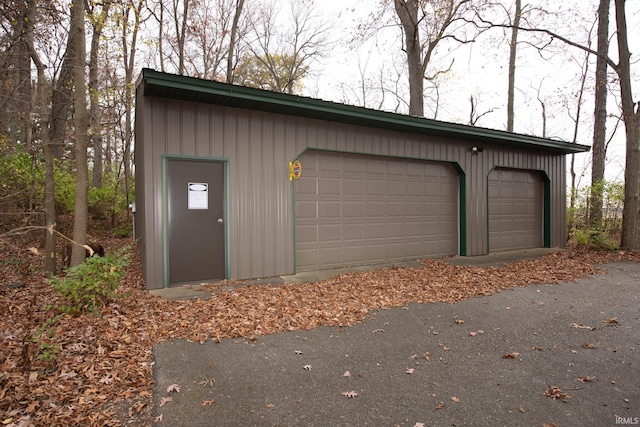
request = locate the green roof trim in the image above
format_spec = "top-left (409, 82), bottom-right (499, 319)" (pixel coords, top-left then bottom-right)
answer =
top-left (138, 68), bottom-right (590, 154)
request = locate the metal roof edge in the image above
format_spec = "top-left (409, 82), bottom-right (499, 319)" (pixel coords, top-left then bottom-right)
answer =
top-left (139, 68), bottom-right (591, 154)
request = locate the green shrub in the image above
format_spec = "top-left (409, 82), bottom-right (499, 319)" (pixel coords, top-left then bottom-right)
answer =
top-left (49, 247), bottom-right (131, 314)
top-left (569, 228), bottom-right (619, 251)
top-left (114, 222), bottom-right (133, 238)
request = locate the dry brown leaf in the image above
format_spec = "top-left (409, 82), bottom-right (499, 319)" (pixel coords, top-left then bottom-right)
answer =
top-left (159, 397), bottom-right (172, 407)
top-left (581, 342), bottom-right (597, 349)
top-left (199, 377), bottom-right (215, 387)
top-left (604, 317), bottom-right (618, 324)
top-left (201, 399), bottom-right (215, 406)
top-left (454, 319), bottom-right (464, 324)
top-left (406, 368), bottom-right (415, 374)
top-left (166, 384), bottom-right (180, 393)
top-left (571, 323), bottom-right (595, 330)
top-left (341, 391), bottom-right (359, 398)
top-left (435, 402), bottom-right (445, 410)
top-left (423, 352), bottom-right (430, 361)
top-left (502, 352), bottom-right (521, 359)
top-left (451, 396), bottom-right (460, 403)
top-left (342, 371), bottom-right (351, 377)
top-left (303, 365), bottom-right (312, 370)
top-left (577, 375), bottom-right (595, 382)
top-left (469, 331), bottom-right (477, 337)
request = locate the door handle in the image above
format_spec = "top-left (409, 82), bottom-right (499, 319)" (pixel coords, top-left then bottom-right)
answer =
top-left (217, 218), bottom-right (224, 224)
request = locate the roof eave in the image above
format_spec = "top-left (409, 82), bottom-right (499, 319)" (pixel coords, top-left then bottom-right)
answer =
top-left (138, 68), bottom-right (591, 155)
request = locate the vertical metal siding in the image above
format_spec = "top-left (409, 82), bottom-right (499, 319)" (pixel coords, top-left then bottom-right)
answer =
top-left (140, 95), bottom-right (569, 285)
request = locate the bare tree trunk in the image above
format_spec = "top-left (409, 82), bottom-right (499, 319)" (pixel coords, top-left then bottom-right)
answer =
top-left (589, 0), bottom-right (610, 229)
top-left (569, 48), bottom-right (591, 235)
top-left (122, 0), bottom-right (144, 221)
top-left (172, 0), bottom-right (189, 75)
top-left (25, 0), bottom-right (56, 273)
top-left (226, 0), bottom-right (245, 83)
top-left (616, 0), bottom-right (640, 249)
top-left (89, 1), bottom-right (112, 189)
top-left (159, 1), bottom-right (166, 72)
top-left (70, 0), bottom-right (90, 267)
top-left (394, 0), bottom-right (424, 117)
top-left (507, 0), bottom-right (521, 132)
top-left (49, 24), bottom-right (77, 160)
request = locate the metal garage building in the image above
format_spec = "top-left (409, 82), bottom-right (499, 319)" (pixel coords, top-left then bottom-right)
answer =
top-left (134, 69), bottom-right (589, 290)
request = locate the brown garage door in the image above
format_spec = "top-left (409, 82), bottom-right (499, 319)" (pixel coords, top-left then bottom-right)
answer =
top-left (488, 168), bottom-right (542, 252)
top-left (295, 151), bottom-right (458, 272)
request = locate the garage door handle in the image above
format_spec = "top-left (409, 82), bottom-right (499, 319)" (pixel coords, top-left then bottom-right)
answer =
top-left (217, 218), bottom-right (223, 224)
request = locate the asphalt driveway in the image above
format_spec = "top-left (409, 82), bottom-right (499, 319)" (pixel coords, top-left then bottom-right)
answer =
top-left (152, 261), bottom-right (640, 426)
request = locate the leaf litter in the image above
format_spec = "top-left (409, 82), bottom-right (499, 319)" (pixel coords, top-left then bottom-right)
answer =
top-left (1, 239), bottom-right (637, 425)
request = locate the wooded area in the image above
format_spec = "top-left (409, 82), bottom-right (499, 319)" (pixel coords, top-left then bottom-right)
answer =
top-left (0, 0), bottom-right (638, 271)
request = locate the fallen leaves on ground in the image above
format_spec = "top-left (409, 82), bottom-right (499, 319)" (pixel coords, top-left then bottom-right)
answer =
top-left (544, 385), bottom-right (571, 402)
top-left (1, 240), bottom-right (638, 425)
top-left (341, 391), bottom-right (359, 398)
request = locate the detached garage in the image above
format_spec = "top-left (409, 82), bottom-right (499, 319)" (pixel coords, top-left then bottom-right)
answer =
top-left (134, 69), bottom-right (589, 290)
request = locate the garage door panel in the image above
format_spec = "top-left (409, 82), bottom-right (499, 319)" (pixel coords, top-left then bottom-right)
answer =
top-left (366, 223), bottom-right (386, 238)
top-left (367, 180), bottom-right (385, 195)
top-left (366, 201), bottom-right (385, 217)
top-left (296, 201), bottom-right (317, 219)
top-left (388, 161), bottom-right (404, 175)
top-left (319, 179), bottom-right (341, 196)
top-left (388, 222), bottom-right (405, 236)
top-left (367, 159), bottom-right (385, 174)
top-left (320, 224), bottom-right (342, 241)
top-left (295, 151), bottom-right (458, 271)
top-left (319, 201), bottom-right (341, 218)
top-left (343, 201), bottom-right (364, 218)
top-left (297, 176), bottom-right (317, 194)
top-left (489, 168), bottom-right (542, 252)
top-left (297, 224), bottom-right (318, 243)
top-left (388, 180), bottom-right (404, 194)
top-left (343, 178), bottom-right (364, 195)
top-left (388, 202), bottom-right (405, 216)
top-left (319, 247), bottom-right (342, 265)
top-left (406, 202), bottom-right (422, 216)
top-left (344, 224), bottom-right (364, 240)
top-left (366, 244), bottom-right (386, 259)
